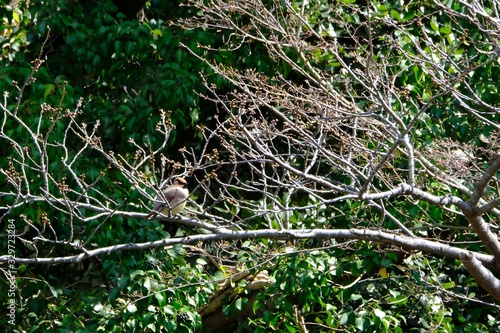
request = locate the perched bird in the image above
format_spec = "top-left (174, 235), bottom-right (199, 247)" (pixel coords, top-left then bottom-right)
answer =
top-left (144, 177), bottom-right (189, 219)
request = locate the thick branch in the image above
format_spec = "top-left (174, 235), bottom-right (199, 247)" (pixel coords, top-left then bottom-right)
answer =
top-left (1, 228), bottom-right (497, 271)
top-left (467, 215), bottom-right (500, 263)
top-left (469, 155), bottom-right (500, 207)
top-left (460, 251), bottom-right (500, 301)
top-left (477, 197), bottom-right (500, 216)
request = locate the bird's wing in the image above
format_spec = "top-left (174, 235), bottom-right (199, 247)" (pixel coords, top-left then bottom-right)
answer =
top-left (152, 187), bottom-right (179, 210)
top-left (145, 187), bottom-right (183, 220)
top-left (162, 187), bottom-right (179, 203)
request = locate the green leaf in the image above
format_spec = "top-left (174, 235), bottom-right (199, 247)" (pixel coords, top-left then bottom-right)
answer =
top-left (440, 26), bottom-right (452, 35)
top-left (127, 303), bottom-right (137, 313)
top-left (285, 322), bottom-right (296, 333)
top-left (130, 270), bottom-right (145, 281)
top-left (47, 284), bottom-right (60, 299)
top-left (43, 84), bottom-right (55, 101)
top-left (109, 287), bottom-right (119, 306)
top-left (155, 292), bottom-right (166, 307)
top-left (235, 297), bottom-right (248, 311)
top-left (164, 305), bottom-right (175, 315)
top-left (380, 258), bottom-right (392, 267)
top-left (339, 312), bottom-right (350, 325)
top-left (93, 302), bottom-right (103, 312)
top-left (374, 308), bottom-right (385, 320)
top-left (390, 10), bottom-right (403, 21)
top-left (430, 20), bottom-right (439, 32)
top-left (389, 294), bottom-right (408, 305)
top-left (442, 281), bottom-right (455, 289)
top-left (355, 316), bottom-right (368, 331)
top-left (190, 107), bottom-right (199, 124)
top-left (222, 304), bottom-right (233, 316)
top-left (252, 298), bottom-right (263, 314)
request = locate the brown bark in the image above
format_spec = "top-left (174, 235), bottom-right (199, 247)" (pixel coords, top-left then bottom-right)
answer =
top-left (199, 270), bottom-right (271, 332)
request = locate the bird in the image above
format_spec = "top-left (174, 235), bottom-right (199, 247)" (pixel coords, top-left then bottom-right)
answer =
top-left (144, 177), bottom-right (189, 219)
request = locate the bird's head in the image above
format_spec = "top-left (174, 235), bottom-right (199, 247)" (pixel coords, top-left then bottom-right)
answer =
top-left (173, 177), bottom-right (188, 188)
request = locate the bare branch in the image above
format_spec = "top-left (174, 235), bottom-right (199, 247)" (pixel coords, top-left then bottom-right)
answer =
top-left (1, 228), bottom-right (496, 270)
top-left (460, 251), bottom-right (500, 300)
top-left (469, 155), bottom-right (500, 207)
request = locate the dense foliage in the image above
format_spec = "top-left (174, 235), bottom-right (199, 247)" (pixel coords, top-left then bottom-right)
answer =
top-left (1, 0), bottom-right (500, 332)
